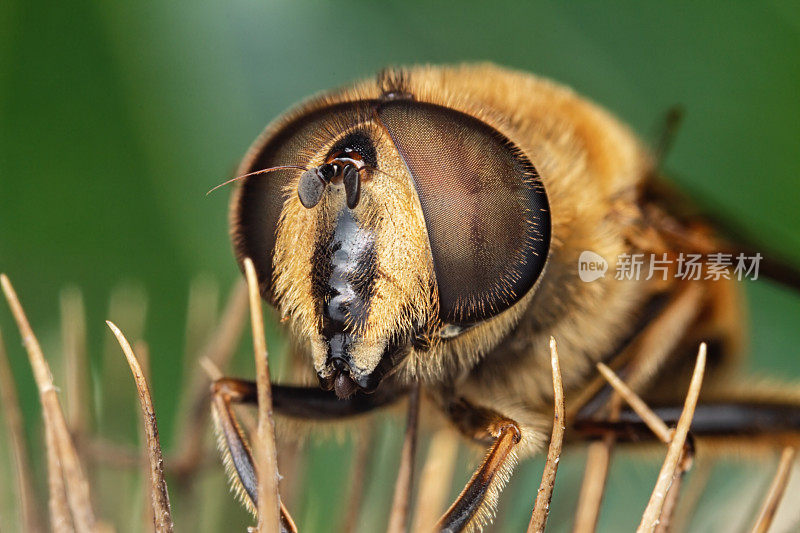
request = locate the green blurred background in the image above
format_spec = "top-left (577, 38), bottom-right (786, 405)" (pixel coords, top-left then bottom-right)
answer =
top-left (1, 1), bottom-right (799, 531)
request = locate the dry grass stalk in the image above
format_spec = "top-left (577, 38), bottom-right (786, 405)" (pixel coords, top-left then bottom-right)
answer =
top-left (527, 337), bottom-right (565, 533)
top-left (670, 459), bottom-right (713, 532)
top-left (60, 287), bottom-right (89, 441)
top-left (573, 438), bottom-right (612, 533)
top-left (0, 327), bottom-right (44, 532)
top-left (341, 424), bottom-right (376, 533)
top-left (242, 258), bottom-right (282, 531)
top-left (43, 409), bottom-right (74, 533)
top-left (596, 362), bottom-right (671, 444)
top-left (106, 321), bottom-right (174, 532)
top-left (750, 446), bottom-right (796, 533)
top-left (410, 429), bottom-right (459, 532)
top-left (132, 340), bottom-right (155, 529)
top-left (1, 273), bottom-right (98, 532)
top-left (574, 373), bottom-right (627, 533)
top-left (174, 280), bottom-right (248, 477)
top-left (654, 472), bottom-right (685, 533)
top-left (387, 383), bottom-right (421, 533)
top-left (598, 347), bottom-right (701, 533)
top-left (637, 342), bottom-right (706, 533)
top-left (182, 275), bottom-right (220, 362)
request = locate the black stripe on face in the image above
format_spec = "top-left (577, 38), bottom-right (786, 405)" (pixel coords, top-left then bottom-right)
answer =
top-left (311, 209), bottom-right (378, 343)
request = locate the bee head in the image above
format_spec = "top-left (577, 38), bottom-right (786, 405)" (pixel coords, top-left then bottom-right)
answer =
top-left (230, 77), bottom-right (550, 397)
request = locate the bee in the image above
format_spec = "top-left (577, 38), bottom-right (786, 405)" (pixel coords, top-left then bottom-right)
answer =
top-left (210, 64), bottom-right (800, 532)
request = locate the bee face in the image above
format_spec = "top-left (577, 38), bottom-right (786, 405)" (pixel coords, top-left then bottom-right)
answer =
top-left (231, 77), bottom-right (551, 397)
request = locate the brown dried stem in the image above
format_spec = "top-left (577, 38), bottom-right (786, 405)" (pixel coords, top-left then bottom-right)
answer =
top-left (182, 275), bottom-right (220, 363)
top-left (670, 459), bottom-right (713, 532)
top-left (341, 424), bottom-right (376, 533)
top-left (637, 343), bottom-right (706, 533)
top-left (750, 447), bottom-right (796, 533)
top-left (528, 337), bottom-right (565, 533)
top-left (0, 327), bottom-right (44, 532)
top-left (596, 362), bottom-right (671, 443)
top-left (60, 287), bottom-right (89, 441)
top-left (573, 439), bottom-right (612, 533)
top-left (133, 340), bottom-right (155, 529)
top-left (173, 280), bottom-right (248, 477)
top-left (597, 346), bottom-right (698, 533)
top-left (43, 409), bottom-right (74, 533)
top-left (243, 258), bottom-right (282, 531)
top-left (410, 429), bottom-right (459, 532)
top-left (654, 472), bottom-right (685, 533)
top-left (107, 321), bottom-right (174, 532)
top-left (1, 273), bottom-right (97, 532)
top-left (387, 383), bottom-right (421, 533)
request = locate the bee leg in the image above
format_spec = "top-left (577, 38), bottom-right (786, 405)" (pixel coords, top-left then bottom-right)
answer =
top-left (209, 378), bottom-right (297, 532)
top-left (210, 378), bottom-right (404, 527)
top-left (577, 393), bottom-right (800, 450)
top-left (435, 400), bottom-right (521, 533)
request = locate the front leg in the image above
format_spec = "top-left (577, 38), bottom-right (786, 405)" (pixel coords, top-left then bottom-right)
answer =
top-left (210, 377), bottom-right (405, 530)
top-left (436, 399), bottom-right (523, 533)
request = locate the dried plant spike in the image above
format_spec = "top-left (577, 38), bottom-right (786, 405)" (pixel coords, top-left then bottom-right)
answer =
top-left (341, 425), bottom-right (376, 533)
top-left (60, 286), bottom-right (89, 439)
top-left (183, 274), bottom-right (220, 361)
top-left (106, 321), bottom-right (174, 532)
top-left (596, 362), bottom-right (671, 444)
top-left (410, 429), bottom-right (459, 532)
top-left (670, 460), bottom-right (714, 532)
top-left (387, 384), bottom-right (421, 533)
top-left (750, 447), bottom-right (796, 533)
top-left (637, 342), bottom-right (706, 533)
top-left (654, 471), bottom-right (685, 533)
top-left (1, 273), bottom-right (97, 532)
top-left (132, 340), bottom-right (155, 528)
top-left (573, 439), bottom-right (612, 533)
top-left (0, 327), bottom-right (44, 533)
top-left (528, 337), bottom-right (565, 533)
top-left (243, 257), bottom-right (282, 531)
top-left (199, 356), bottom-right (224, 380)
top-left (173, 279), bottom-right (248, 478)
top-left (43, 410), bottom-right (74, 533)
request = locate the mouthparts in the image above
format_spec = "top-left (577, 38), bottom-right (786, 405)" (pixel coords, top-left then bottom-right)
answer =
top-left (333, 371), bottom-right (359, 399)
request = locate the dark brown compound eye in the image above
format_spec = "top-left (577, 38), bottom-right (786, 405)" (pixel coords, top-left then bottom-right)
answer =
top-left (231, 101), bottom-right (376, 301)
top-left (376, 100), bottom-right (551, 325)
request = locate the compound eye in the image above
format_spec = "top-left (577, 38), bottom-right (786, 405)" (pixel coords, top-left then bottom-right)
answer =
top-left (377, 100), bottom-right (551, 325)
top-left (231, 102), bottom-right (374, 301)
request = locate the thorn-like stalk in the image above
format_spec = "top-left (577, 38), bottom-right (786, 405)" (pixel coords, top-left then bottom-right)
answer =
top-left (596, 362), bottom-right (671, 444)
top-left (410, 429), bottom-right (459, 532)
top-left (387, 383), bottom-right (420, 533)
top-left (243, 258), bottom-right (282, 531)
top-left (750, 447), bottom-right (796, 533)
top-left (528, 337), bottom-right (565, 533)
top-left (133, 340), bottom-right (155, 529)
top-left (637, 343), bottom-right (706, 533)
top-left (340, 424), bottom-right (376, 533)
top-left (173, 280), bottom-right (248, 478)
top-left (60, 287), bottom-right (89, 442)
top-left (0, 327), bottom-right (44, 533)
top-left (43, 410), bottom-right (74, 533)
top-left (1, 274), bottom-right (97, 532)
top-left (183, 275), bottom-right (220, 363)
top-left (670, 460), bottom-right (714, 532)
top-left (573, 439), bottom-right (612, 533)
top-left (107, 321), bottom-right (174, 532)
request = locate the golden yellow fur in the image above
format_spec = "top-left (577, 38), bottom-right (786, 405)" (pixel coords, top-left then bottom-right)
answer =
top-left (228, 63), bottom-right (750, 531)
top-left (236, 63), bottom-right (670, 446)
